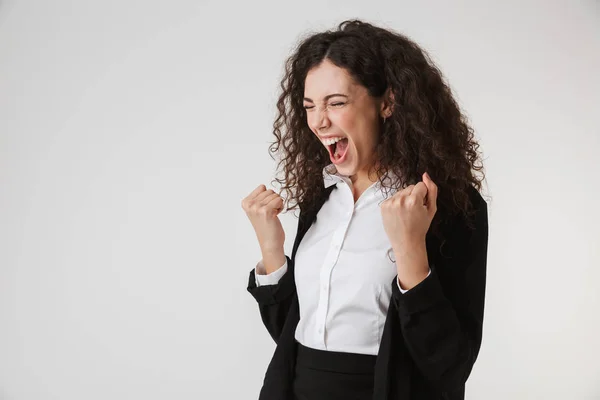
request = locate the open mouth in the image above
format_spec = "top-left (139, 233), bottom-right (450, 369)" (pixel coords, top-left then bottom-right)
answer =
top-left (328, 138), bottom-right (349, 162)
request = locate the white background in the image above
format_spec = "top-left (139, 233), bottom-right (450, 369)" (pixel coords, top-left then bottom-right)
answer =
top-left (1, 0), bottom-right (599, 399)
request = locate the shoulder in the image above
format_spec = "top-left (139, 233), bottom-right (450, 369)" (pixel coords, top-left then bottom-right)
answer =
top-left (467, 185), bottom-right (487, 210)
top-left (433, 185), bottom-right (488, 259)
top-left (466, 185), bottom-right (488, 232)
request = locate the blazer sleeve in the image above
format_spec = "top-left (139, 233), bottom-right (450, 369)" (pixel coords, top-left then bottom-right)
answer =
top-left (390, 190), bottom-right (489, 392)
top-left (247, 254), bottom-right (297, 344)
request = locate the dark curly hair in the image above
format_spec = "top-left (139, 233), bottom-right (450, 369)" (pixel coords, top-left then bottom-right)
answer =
top-left (268, 19), bottom-right (486, 241)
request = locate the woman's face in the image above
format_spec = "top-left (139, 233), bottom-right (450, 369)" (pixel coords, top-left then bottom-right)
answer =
top-left (303, 59), bottom-right (388, 184)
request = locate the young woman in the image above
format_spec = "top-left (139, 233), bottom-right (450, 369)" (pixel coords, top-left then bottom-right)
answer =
top-left (242, 19), bottom-right (489, 400)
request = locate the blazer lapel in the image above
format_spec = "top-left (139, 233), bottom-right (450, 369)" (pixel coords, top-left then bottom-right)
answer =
top-left (292, 184), bottom-right (337, 261)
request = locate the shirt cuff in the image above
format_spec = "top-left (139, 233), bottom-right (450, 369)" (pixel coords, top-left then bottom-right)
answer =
top-left (255, 258), bottom-right (288, 287)
top-left (396, 268), bottom-right (431, 294)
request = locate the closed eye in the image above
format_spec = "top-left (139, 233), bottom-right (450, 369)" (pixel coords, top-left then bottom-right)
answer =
top-left (303, 102), bottom-right (345, 110)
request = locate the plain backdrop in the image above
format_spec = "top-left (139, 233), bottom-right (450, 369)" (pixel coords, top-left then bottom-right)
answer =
top-left (1, 0), bottom-right (599, 399)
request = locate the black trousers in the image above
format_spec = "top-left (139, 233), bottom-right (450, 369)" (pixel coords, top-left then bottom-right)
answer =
top-left (292, 340), bottom-right (377, 400)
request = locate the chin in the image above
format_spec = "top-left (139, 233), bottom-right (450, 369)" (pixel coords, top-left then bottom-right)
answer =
top-left (335, 164), bottom-right (356, 177)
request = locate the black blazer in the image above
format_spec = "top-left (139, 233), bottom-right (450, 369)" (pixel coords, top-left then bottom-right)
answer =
top-left (247, 184), bottom-right (489, 400)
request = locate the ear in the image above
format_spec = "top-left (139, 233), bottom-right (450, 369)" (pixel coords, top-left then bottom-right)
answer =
top-left (379, 87), bottom-right (395, 118)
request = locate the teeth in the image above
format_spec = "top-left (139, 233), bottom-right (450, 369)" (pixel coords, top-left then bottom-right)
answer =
top-left (323, 137), bottom-right (345, 145)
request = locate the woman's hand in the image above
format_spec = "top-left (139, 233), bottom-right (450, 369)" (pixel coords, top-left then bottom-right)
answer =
top-left (241, 184), bottom-right (286, 255)
top-left (381, 172), bottom-right (438, 289)
top-left (381, 172), bottom-right (438, 249)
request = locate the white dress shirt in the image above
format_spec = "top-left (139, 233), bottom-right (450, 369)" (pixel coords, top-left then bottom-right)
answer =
top-left (255, 163), bottom-right (430, 356)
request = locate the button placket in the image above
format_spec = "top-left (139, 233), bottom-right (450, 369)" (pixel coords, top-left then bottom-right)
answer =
top-left (314, 199), bottom-right (354, 347)
top-left (315, 255), bottom-right (333, 345)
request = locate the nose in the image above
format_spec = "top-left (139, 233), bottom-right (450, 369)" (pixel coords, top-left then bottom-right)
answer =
top-left (315, 106), bottom-right (330, 131)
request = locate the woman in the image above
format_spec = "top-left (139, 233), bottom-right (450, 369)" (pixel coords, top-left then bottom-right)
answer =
top-left (242, 19), bottom-right (489, 400)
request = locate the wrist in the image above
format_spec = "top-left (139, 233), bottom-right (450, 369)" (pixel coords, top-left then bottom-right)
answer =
top-left (261, 248), bottom-right (286, 274)
top-left (392, 238), bottom-right (426, 256)
top-left (394, 240), bottom-right (429, 290)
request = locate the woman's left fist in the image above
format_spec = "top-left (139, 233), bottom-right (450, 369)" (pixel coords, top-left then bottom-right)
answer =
top-left (380, 172), bottom-right (438, 250)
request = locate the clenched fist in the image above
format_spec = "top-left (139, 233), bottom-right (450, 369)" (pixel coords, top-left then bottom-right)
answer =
top-left (241, 184), bottom-right (286, 263)
top-left (380, 172), bottom-right (438, 251)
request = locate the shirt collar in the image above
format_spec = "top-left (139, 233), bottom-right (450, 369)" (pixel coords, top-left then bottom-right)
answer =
top-left (322, 163), bottom-right (343, 188)
top-left (322, 163), bottom-right (399, 191)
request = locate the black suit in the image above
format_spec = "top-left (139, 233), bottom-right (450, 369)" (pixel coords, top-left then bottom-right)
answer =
top-left (247, 184), bottom-right (489, 399)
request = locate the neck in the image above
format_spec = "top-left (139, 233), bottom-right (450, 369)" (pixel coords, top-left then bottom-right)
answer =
top-left (350, 159), bottom-right (381, 186)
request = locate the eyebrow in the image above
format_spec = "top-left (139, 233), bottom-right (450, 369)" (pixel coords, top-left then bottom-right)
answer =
top-left (303, 93), bottom-right (348, 103)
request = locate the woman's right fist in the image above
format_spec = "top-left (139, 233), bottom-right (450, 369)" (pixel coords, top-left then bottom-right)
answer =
top-left (241, 184), bottom-right (285, 254)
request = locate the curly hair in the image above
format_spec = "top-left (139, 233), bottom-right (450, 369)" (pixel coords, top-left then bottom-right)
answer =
top-left (268, 19), bottom-right (486, 241)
